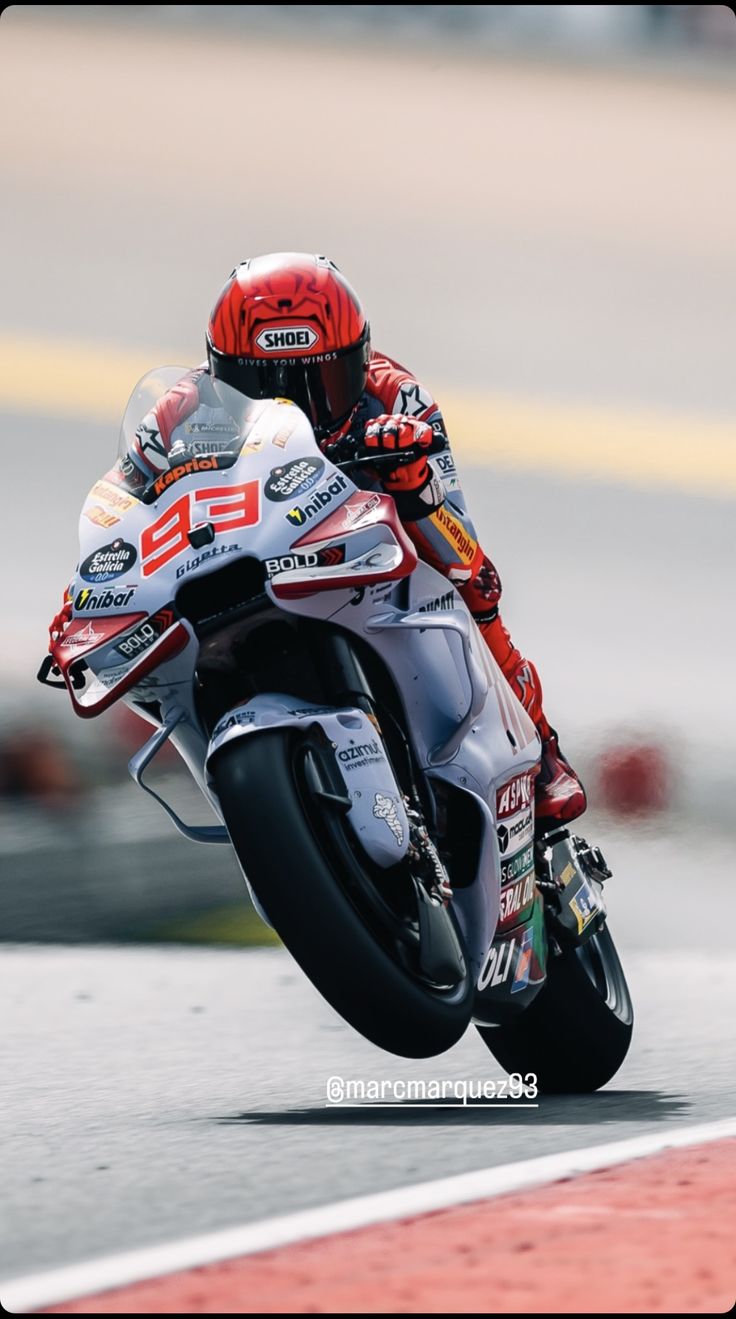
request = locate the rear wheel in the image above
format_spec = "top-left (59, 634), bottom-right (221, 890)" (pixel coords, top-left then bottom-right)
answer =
top-left (212, 728), bottom-right (474, 1058)
top-left (476, 924), bottom-right (633, 1092)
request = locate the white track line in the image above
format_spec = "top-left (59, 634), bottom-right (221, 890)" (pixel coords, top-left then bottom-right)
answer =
top-left (3, 1117), bottom-right (736, 1313)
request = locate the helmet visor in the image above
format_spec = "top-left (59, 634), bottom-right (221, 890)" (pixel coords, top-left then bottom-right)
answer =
top-left (209, 328), bottom-right (369, 437)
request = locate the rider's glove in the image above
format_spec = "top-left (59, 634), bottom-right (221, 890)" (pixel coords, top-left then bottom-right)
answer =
top-left (48, 586), bottom-right (73, 649)
top-left (362, 415), bottom-right (433, 492)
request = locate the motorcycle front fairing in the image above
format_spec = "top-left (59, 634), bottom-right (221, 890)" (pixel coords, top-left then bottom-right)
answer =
top-left (51, 370), bottom-right (418, 873)
top-left (49, 365), bottom-right (540, 991)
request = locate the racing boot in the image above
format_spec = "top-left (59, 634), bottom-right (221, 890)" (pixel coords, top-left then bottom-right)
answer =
top-left (532, 718), bottom-right (587, 826)
top-left (476, 612), bottom-right (587, 827)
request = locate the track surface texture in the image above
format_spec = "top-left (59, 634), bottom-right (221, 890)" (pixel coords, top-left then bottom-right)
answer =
top-left (2, 944), bottom-right (734, 1282)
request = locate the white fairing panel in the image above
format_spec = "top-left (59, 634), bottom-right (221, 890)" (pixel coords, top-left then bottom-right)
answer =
top-left (67, 371), bottom-right (541, 980)
top-left (208, 695), bottom-right (410, 869)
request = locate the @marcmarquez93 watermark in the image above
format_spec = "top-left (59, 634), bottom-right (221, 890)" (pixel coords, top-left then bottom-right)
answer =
top-left (326, 1074), bottom-right (538, 1108)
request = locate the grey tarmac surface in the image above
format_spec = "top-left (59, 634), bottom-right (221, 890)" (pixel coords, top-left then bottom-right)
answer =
top-left (2, 942), bottom-right (734, 1282)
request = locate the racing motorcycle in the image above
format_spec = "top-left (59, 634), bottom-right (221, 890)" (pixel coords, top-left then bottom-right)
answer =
top-left (39, 367), bottom-right (633, 1091)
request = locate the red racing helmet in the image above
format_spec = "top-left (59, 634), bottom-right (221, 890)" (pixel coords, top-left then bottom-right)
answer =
top-left (206, 253), bottom-right (370, 439)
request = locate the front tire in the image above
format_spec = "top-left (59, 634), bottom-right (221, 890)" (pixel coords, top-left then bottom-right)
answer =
top-left (212, 729), bottom-right (474, 1058)
top-left (476, 924), bottom-right (633, 1092)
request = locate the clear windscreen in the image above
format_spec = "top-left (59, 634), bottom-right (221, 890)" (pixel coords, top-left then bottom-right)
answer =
top-left (116, 367), bottom-right (269, 462)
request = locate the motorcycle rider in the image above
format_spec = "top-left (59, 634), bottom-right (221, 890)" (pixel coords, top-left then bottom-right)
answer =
top-left (49, 252), bottom-right (585, 827)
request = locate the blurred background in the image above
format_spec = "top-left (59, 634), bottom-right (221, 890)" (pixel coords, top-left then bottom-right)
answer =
top-left (1, 4), bottom-right (735, 946)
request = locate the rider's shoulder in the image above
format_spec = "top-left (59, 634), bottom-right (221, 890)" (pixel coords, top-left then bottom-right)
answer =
top-left (366, 349), bottom-right (438, 421)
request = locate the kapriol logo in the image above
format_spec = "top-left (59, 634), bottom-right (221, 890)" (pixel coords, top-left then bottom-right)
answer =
top-left (255, 326), bottom-right (319, 354)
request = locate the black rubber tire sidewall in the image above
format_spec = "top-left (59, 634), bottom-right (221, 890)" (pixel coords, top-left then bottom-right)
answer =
top-left (212, 729), bottom-right (474, 1058)
top-left (476, 925), bottom-right (633, 1093)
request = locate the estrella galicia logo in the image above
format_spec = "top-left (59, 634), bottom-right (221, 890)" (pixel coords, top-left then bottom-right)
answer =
top-left (265, 457), bottom-right (324, 503)
top-left (286, 474), bottom-right (348, 527)
top-left (79, 538), bottom-right (137, 584)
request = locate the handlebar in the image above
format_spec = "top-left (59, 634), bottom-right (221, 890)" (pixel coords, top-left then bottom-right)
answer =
top-left (332, 444), bottom-right (429, 473)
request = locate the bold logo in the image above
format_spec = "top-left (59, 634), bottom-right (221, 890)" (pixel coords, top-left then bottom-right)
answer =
top-left (75, 586), bottom-right (136, 612)
top-left (500, 843), bottom-right (534, 887)
top-left (264, 546), bottom-right (346, 578)
top-left (255, 326), bottom-right (319, 352)
top-left (497, 810), bottom-right (533, 855)
top-left (80, 539), bottom-right (137, 584)
top-left (478, 937), bottom-right (516, 992)
top-left (152, 454), bottom-right (230, 498)
top-left (419, 590), bottom-right (454, 613)
top-left (372, 793), bottom-right (405, 847)
top-left (286, 474), bottom-right (348, 527)
top-left (114, 606), bottom-right (176, 658)
top-left (497, 772), bottom-right (533, 820)
top-left (265, 457), bottom-right (324, 502)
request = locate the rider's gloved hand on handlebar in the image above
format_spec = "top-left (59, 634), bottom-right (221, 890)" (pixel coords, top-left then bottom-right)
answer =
top-left (362, 414), bottom-right (433, 492)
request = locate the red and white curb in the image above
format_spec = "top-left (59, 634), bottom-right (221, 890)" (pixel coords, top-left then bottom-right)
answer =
top-left (3, 1117), bottom-right (736, 1313)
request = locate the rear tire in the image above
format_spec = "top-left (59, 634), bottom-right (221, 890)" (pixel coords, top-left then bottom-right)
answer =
top-left (476, 924), bottom-right (633, 1092)
top-left (212, 729), bottom-right (474, 1058)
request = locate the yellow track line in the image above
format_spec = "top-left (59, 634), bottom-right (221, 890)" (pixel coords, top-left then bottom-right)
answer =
top-left (2, 334), bottom-right (734, 498)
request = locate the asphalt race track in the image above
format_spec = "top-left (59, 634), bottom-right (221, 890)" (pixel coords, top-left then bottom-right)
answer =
top-left (2, 942), bottom-right (734, 1282)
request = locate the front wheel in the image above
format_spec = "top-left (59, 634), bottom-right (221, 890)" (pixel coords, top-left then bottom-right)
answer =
top-left (212, 728), bottom-right (474, 1058)
top-left (476, 924), bottom-right (633, 1093)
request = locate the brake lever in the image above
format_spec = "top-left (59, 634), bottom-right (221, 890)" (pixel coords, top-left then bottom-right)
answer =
top-left (332, 445), bottom-right (426, 472)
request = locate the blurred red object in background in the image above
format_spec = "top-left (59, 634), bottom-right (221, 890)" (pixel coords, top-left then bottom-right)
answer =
top-left (595, 743), bottom-right (673, 816)
top-left (0, 728), bottom-right (83, 807)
